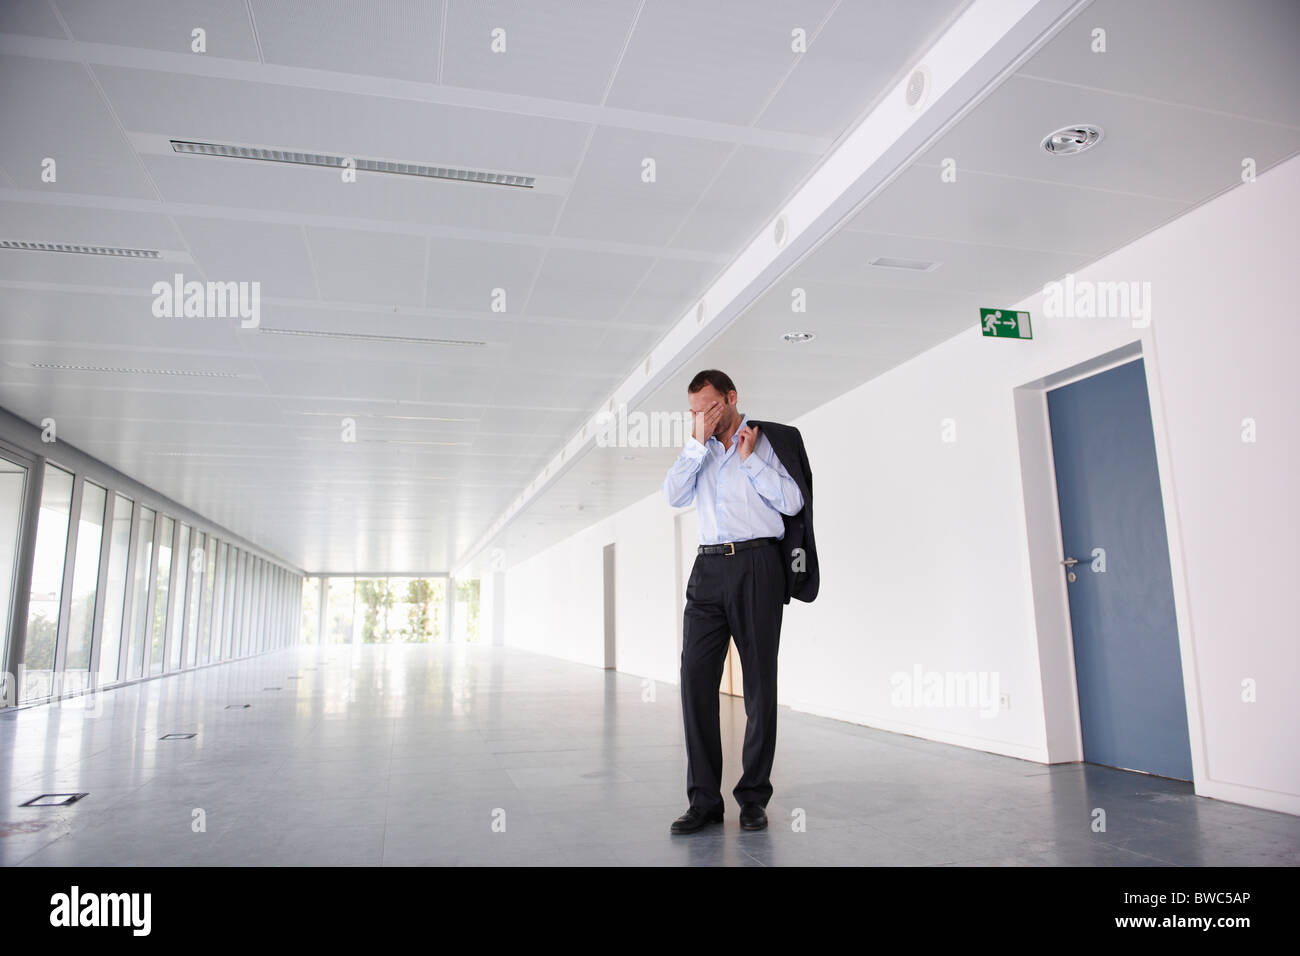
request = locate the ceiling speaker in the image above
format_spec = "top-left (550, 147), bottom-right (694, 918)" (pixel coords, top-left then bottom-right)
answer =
top-left (905, 65), bottom-right (931, 110)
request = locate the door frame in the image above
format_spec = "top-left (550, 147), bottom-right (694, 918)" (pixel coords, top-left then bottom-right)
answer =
top-left (1012, 339), bottom-right (1206, 788)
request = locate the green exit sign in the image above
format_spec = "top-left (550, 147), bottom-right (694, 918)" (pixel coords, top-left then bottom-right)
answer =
top-left (980, 308), bottom-right (1032, 339)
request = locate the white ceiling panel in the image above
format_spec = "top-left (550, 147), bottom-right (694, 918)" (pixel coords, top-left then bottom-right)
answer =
top-left (917, 74), bottom-right (1300, 203)
top-left (756, 0), bottom-right (966, 138)
top-left (553, 126), bottom-right (736, 245)
top-left (670, 144), bottom-right (811, 253)
top-left (604, 0), bottom-right (835, 125)
top-left (1017, 0), bottom-right (1300, 128)
top-left (0, 55), bottom-right (157, 197)
top-left (252, 303), bottom-right (511, 346)
top-left (847, 163), bottom-right (1189, 257)
top-left (304, 225), bottom-right (429, 306)
top-left (0, 198), bottom-right (182, 248)
top-left (796, 229), bottom-right (1091, 300)
top-left (0, 1), bottom-right (67, 39)
top-left (249, 0), bottom-right (441, 82)
top-left (54, 0), bottom-right (261, 61)
top-left (440, 0), bottom-right (641, 103)
top-left (616, 255), bottom-right (722, 327)
top-left (524, 246), bottom-right (655, 322)
top-left (424, 236), bottom-right (546, 313)
top-left (173, 215), bottom-right (319, 298)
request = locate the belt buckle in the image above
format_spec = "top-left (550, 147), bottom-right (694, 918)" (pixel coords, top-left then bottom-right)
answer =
top-left (724, 542), bottom-right (736, 556)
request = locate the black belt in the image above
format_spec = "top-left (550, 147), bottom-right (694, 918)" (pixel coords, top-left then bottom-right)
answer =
top-left (698, 537), bottom-right (779, 556)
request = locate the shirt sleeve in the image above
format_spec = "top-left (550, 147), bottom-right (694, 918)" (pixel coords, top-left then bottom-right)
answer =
top-left (742, 433), bottom-right (804, 515)
top-left (663, 436), bottom-right (708, 507)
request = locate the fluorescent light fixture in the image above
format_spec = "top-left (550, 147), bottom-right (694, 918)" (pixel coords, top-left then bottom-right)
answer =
top-left (0, 240), bottom-right (161, 258)
top-left (170, 140), bottom-right (535, 188)
top-left (285, 410), bottom-right (474, 423)
top-left (28, 362), bottom-right (242, 378)
top-left (258, 327), bottom-right (487, 347)
top-left (868, 256), bottom-right (941, 272)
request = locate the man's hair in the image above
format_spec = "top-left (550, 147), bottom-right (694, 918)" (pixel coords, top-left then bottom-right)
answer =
top-left (687, 369), bottom-right (736, 397)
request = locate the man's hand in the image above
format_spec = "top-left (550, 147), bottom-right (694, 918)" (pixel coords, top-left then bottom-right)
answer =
top-left (691, 401), bottom-right (722, 445)
top-left (736, 424), bottom-right (759, 461)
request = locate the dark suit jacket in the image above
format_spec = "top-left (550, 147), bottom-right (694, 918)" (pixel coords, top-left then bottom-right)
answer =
top-left (747, 419), bottom-right (818, 604)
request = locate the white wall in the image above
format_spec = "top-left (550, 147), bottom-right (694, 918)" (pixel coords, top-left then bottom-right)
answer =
top-left (503, 155), bottom-right (1300, 815)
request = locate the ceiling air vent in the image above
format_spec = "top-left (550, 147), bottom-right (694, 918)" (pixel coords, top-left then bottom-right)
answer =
top-left (258, 328), bottom-right (486, 347)
top-left (0, 240), bottom-right (161, 258)
top-left (868, 256), bottom-right (940, 272)
top-left (29, 363), bottom-right (242, 378)
top-left (170, 140), bottom-right (535, 188)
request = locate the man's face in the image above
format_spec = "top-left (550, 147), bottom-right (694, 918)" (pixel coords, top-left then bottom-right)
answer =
top-left (688, 385), bottom-right (737, 438)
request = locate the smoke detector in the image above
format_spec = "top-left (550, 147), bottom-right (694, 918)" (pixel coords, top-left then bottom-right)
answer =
top-left (1041, 125), bottom-right (1104, 156)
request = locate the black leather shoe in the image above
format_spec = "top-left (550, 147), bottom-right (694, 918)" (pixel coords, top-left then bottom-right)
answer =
top-left (670, 805), bottom-right (724, 834)
top-left (739, 803), bottom-right (767, 830)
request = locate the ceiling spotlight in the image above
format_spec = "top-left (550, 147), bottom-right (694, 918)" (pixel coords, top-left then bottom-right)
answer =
top-left (782, 331), bottom-right (816, 344)
top-left (1041, 125), bottom-right (1104, 156)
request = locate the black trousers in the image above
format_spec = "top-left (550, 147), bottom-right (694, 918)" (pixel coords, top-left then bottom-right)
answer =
top-left (680, 540), bottom-right (784, 812)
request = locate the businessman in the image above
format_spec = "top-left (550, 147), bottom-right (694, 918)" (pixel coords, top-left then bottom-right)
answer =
top-left (662, 369), bottom-right (818, 833)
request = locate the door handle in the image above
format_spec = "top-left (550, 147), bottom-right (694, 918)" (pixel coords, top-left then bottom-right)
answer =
top-left (1061, 556), bottom-right (1078, 582)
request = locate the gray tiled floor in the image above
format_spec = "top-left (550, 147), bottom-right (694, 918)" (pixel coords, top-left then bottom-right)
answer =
top-left (1, 644), bottom-right (1297, 866)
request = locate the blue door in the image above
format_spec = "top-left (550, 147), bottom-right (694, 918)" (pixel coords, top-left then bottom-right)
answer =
top-left (1047, 358), bottom-right (1193, 780)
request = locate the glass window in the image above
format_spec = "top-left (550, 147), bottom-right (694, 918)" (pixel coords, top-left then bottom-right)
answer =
top-left (97, 495), bottom-right (133, 686)
top-left (22, 465), bottom-right (73, 702)
top-left (210, 542), bottom-right (228, 662)
top-left (149, 516), bottom-right (174, 676)
top-left (252, 559), bottom-right (264, 652)
top-left (389, 577), bottom-right (431, 642)
top-left (126, 507), bottom-right (155, 679)
top-left (63, 481), bottom-right (108, 692)
top-left (0, 456), bottom-right (27, 690)
top-left (456, 579), bottom-right (481, 643)
top-left (354, 578), bottom-right (393, 643)
top-left (182, 530), bottom-right (205, 668)
top-left (232, 550), bottom-right (246, 657)
top-left (197, 535), bottom-right (217, 665)
top-left (165, 523), bottom-right (190, 672)
top-left (326, 577), bottom-right (354, 644)
top-left (301, 576), bottom-right (321, 645)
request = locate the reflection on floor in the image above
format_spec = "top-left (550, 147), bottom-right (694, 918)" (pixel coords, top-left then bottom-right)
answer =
top-left (2, 644), bottom-right (1296, 866)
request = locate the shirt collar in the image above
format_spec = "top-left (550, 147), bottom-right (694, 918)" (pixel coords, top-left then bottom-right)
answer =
top-left (710, 413), bottom-right (747, 446)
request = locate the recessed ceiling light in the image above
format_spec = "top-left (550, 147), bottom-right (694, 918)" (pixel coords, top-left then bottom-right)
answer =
top-left (258, 327), bottom-right (486, 347)
top-left (782, 331), bottom-right (816, 344)
top-left (868, 256), bottom-right (940, 272)
top-left (170, 140), bottom-right (536, 188)
top-left (28, 362), bottom-right (241, 378)
top-left (1040, 125), bottom-right (1104, 156)
top-left (0, 239), bottom-right (161, 258)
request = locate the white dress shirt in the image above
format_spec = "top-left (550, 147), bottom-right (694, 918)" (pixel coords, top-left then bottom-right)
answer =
top-left (662, 414), bottom-right (804, 545)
